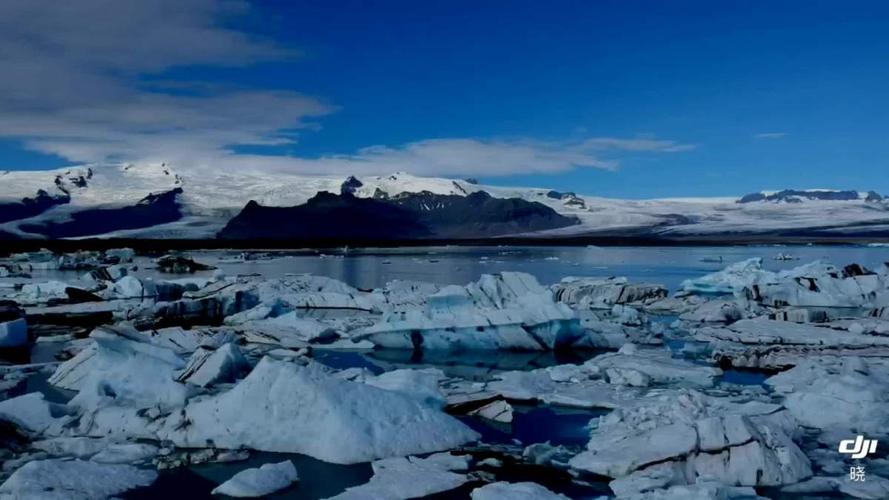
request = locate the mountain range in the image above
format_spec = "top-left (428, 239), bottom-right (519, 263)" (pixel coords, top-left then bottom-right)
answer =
top-left (1, 163), bottom-right (888, 242)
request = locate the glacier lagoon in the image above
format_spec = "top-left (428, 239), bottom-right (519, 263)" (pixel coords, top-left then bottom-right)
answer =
top-left (3, 244), bottom-right (889, 499)
top-left (26, 244), bottom-right (889, 291)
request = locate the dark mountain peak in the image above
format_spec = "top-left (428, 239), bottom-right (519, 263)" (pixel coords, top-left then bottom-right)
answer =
top-left (219, 191), bottom-right (577, 241)
top-left (340, 176), bottom-right (363, 195)
top-left (738, 189), bottom-right (864, 204)
top-left (138, 187), bottom-right (183, 206)
top-left (0, 189), bottom-right (71, 224)
top-left (19, 188), bottom-right (184, 239)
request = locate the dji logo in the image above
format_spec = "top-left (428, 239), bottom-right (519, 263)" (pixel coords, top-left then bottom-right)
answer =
top-left (839, 436), bottom-right (878, 459)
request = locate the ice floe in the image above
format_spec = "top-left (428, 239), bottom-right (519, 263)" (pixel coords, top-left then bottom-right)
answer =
top-left (570, 389), bottom-right (811, 494)
top-left (552, 277), bottom-right (667, 309)
top-left (357, 272), bottom-right (582, 351)
top-left (326, 453), bottom-right (469, 500)
top-left (471, 481), bottom-right (570, 499)
top-left (0, 301), bottom-right (27, 348)
top-left (156, 357), bottom-right (479, 463)
top-left (0, 459), bottom-right (156, 500)
top-left (212, 460), bottom-right (298, 497)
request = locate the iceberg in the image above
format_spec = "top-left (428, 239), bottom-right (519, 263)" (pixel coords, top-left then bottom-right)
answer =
top-left (175, 342), bottom-right (249, 387)
top-left (0, 300), bottom-right (27, 348)
top-left (682, 258), bottom-right (889, 308)
top-left (357, 272), bottom-right (581, 351)
top-left (326, 453), bottom-right (469, 500)
top-left (553, 277), bottom-right (667, 308)
top-left (53, 326), bottom-right (193, 411)
top-left (212, 460), bottom-right (298, 497)
top-left (471, 482), bottom-right (570, 500)
top-left (697, 318), bottom-right (889, 368)
top-left (569, 389), bottom-right (811, 492)
top-left (158, 357), bottom-right (479, 463)
top-left (0, 459), bottom-right (156, 500)
top-left (765, 357), bottom-right (889, 434)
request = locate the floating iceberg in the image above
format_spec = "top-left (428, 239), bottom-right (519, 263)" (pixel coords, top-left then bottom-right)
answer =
top-left (471, 481), bottom-right (569, 500)
top-left (175, 342), bottom-right (249, 388)
top-left (570, 389), bottom-right (811, 493)
top-left (682, 258), bottom-right (889, 308)
top-left (765, 357), bottom-right (889, 434)
top-left (158, 357), bottom-right (479, 463)
top-left (0, 301), bottom-right (27, 348)
top-left (357, 272), bottom-right (581, 351)
top-left (697, 318), bottom-right (889, 368)
top-left (0, 459), bottom-right (156, 500)
top-left (553, 277), bottom-right (667, 308)
top-left (212, 460), bottom-right (298, 497)
top-left (326, 453), bottom-right (469, 500)
top-left (54, 326), bottom-right (193, 411)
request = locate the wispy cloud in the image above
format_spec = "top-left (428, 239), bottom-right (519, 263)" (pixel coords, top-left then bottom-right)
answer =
top-left (753, 132), bottom-right (787, 139)
top-left (0, 0), bottom-right (333, 165)
top-left (581, 137), bottom-right (697, 152)
top-left (0, 0), bottom-right (696, 178)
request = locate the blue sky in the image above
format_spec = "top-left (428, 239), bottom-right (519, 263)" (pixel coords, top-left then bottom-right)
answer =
top-left (1, 0), bottom-right (888, 198)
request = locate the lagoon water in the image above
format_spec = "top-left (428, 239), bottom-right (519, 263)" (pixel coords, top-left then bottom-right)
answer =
top-left (17, 244), bottom-right (889, 499)
top-left (55, 244), bottom-right (886, 294)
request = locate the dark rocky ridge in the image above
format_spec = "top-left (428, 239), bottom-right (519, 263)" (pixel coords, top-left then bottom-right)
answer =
top-left (0, 190), bottom-right (70, 224)
top-left (218, 190), bottom-right (578, 240)
top-left (18, 188), bottom-right (184, 238)
top-left (738, 189), bottom-right (883, 203)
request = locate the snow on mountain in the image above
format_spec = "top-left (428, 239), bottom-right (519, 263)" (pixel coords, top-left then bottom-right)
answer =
top-left (1, 162), bottom-right (888, 239)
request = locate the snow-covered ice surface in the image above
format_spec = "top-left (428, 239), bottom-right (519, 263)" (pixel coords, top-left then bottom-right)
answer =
top-left (3, 163), bottom-right (889, 239)
top-left (0, 459), bottom-right (157, 500)
top-left (211, 460), bottom-right (299, 497)
top-left (3, 247), bottom-right (889, 498)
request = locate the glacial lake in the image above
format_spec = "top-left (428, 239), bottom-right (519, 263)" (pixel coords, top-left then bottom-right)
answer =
top-left (46, 244), bottom-right (889, 293)
top-left (11, 244), bottom-right (889, 499)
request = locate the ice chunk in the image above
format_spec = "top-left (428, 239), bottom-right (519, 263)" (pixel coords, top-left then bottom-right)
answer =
top-left (765, 358), bottom-right (889, 433)
top-left (0, 459), bottom-right (156, 500)
top-left (175, 342), bottom-right (249, 387)
top-left (614, 482), bottom-right (764, 499)
top-left (104, 248), bottom-right (135, 263)
top-left (471, 482), bottom-right (569, 500)
top-left (159, 357), bottom-right (479, 464)
top-left (91, 442), bottom-right (159, 464)
top-left (468, 399), bottom-right (514, 423)
top-left (569, 389), bottom-right (811, 488)
top-left (679, 300), bottom-right (744, 323)
top-left (698, 318), bottom-right (889, 368)
top-left (358, 272), bottom-right (581, 351)
top-left (587, 346), bottom-right (722, 388)
top-left (364, 368), bottom-right (447, 408)
top-left (680, 258), bottom-right (768, 295)
top-left (485, 369), bottom-right (635, 409)
top-left (326, 453), bottom-right (469, 500)
top-left (233, 311), bottom-right (339, 346)
top-left (553, 277), bottom-right (667, 308)
top-left (0, 392), bottom-right (70, 434)
top-left (60, 326), bottom-right (192, 411)
top-left (0, 310), bottom-right (27, 348)
top-left (682, 258), bottom-right (889, 308)
top-left (212, 460), bottom-right (298, 498)
top-left (19, 280), bottom-right (71, 302)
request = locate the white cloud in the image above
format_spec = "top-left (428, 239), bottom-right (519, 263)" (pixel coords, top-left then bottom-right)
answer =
top-left (0, 0), bottom-right (333, 165)
top-left (581, 137), bottom-right (697, 152)
top-left (0, 0), bottom-right (696, 178)
top-left (753, 132), bottom-right (787, 139)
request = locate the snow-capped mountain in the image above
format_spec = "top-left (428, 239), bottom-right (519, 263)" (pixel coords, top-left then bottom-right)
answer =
top-left (1, 163), bottom-right (888, 240)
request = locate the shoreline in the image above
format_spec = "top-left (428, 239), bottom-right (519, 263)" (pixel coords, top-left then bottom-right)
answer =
top-left (2, 234), bottom-right (889, 254)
